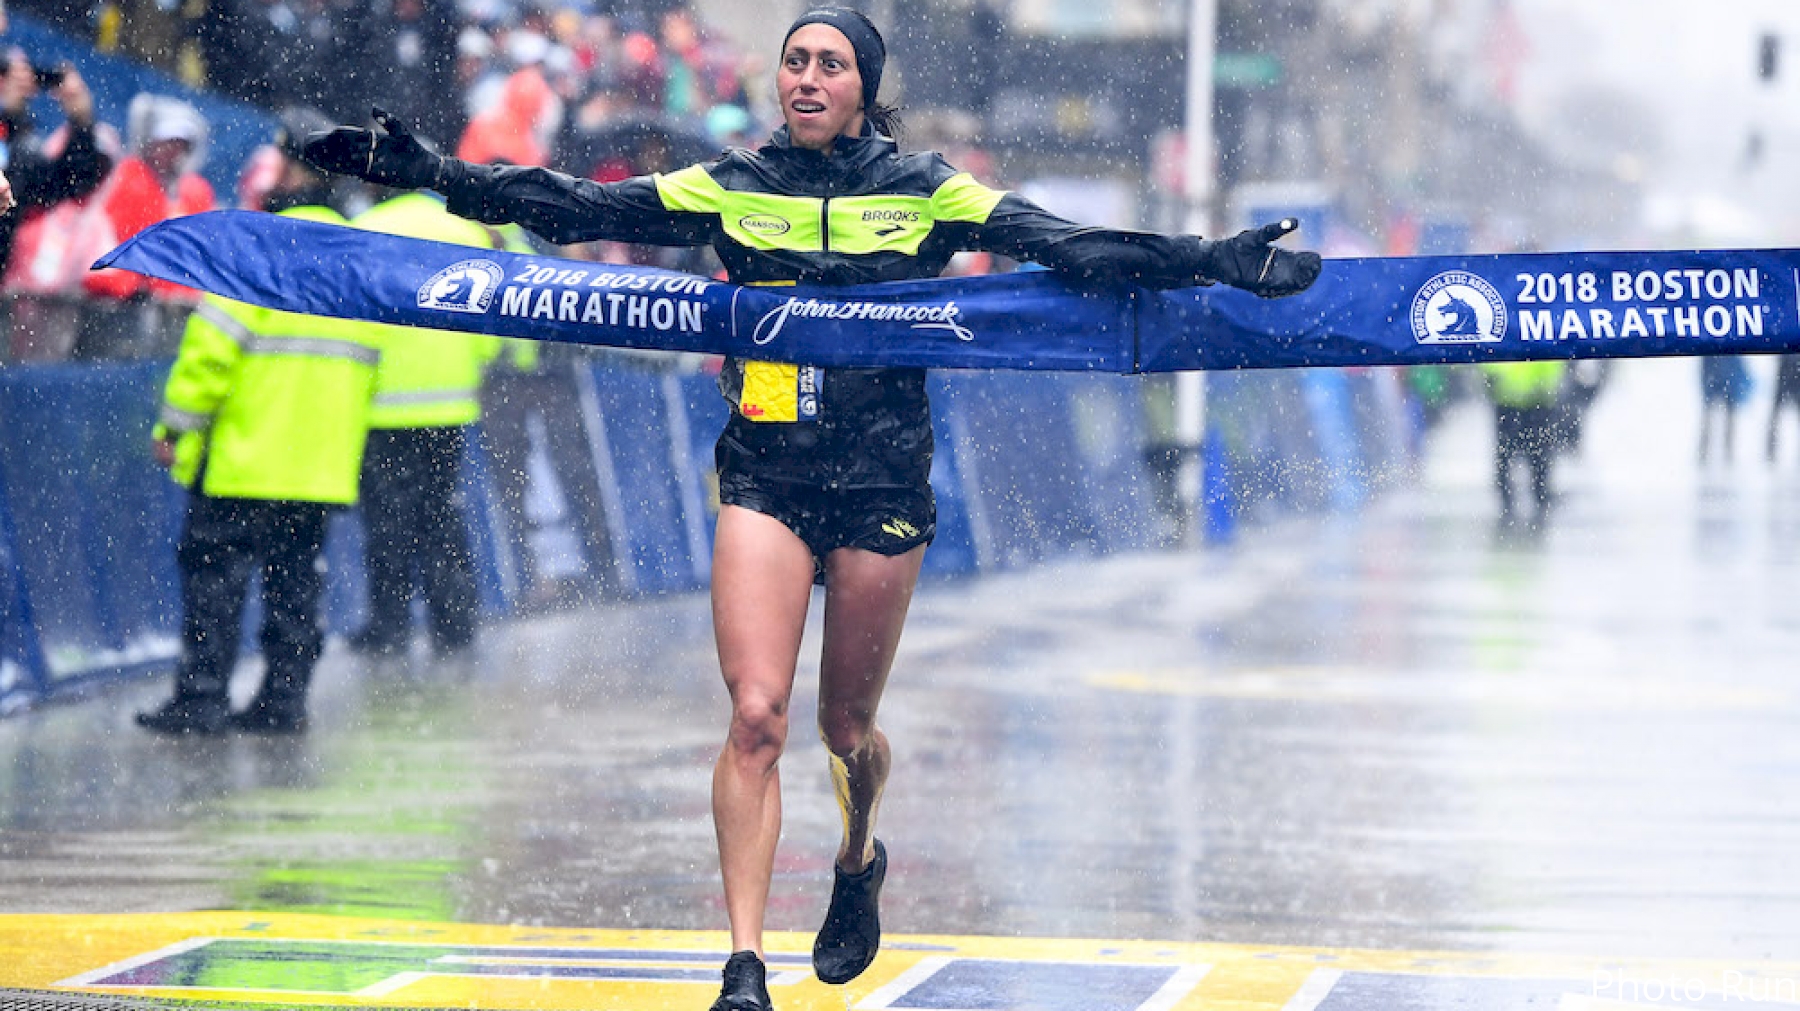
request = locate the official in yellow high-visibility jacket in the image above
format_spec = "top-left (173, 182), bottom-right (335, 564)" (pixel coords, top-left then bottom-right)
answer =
top-left (347, 191), bottom-right (501, 655)
top-left (1482, 359), bottom-right (1568, 529)
top-left (137, 184), bottom-right (380, 735)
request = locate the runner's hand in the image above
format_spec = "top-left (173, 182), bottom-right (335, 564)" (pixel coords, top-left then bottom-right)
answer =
top-left (1198, 219), bottom-right (1323, 298)
top-left (301, 107), bottom-right (444, 190)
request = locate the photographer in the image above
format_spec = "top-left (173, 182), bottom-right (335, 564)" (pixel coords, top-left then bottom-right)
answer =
top-left (0, 50), bottom-right (111, 263)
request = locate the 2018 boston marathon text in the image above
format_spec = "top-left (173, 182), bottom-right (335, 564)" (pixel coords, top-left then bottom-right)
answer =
top-left (499, 263), bottom-right (713, 334)
top-left (1511, 266), bottom-right (1767, 342)
top-left (493, 263), bottom-right (1771, 342)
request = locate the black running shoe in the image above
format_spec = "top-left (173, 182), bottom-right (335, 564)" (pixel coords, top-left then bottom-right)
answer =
top-left (709, 950), bottom-right (771, 1011)
top-left (812, 838), bottom-right (886, 985)
top-left (135, 696), bottom-right (229, 736)
top-left (229, 697), bottom-right (308, 735)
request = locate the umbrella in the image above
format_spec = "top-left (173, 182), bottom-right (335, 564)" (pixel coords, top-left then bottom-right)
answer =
top-left (559, 112), bottom-right (725, 178)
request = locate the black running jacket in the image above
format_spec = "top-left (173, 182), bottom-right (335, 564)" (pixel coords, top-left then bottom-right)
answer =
top-left (438, 124), bottom-right (1224, 490)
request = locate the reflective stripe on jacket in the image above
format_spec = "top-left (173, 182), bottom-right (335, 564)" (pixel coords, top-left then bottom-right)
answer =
top-left (156, 204), bottom-right (380, 503)
top-left (351, 193), bottom-right (502, 429)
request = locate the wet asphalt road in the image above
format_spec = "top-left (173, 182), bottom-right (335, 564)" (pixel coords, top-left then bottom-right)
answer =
top-left (1, 357), bottom-right (1797, 964)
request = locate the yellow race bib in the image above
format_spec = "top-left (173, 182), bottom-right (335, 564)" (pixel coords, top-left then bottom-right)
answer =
top-left (738, 361), bottom-right (820, 423)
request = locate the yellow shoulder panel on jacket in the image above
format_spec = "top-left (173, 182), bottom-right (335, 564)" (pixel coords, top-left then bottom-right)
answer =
top-left (655, 165), bottom-right (726, 214)
top-left (930, 172), bottom-right (1007, 225)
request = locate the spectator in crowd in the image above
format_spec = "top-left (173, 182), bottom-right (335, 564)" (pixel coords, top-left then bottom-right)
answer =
top-left (0, 58), bottom-right (120, 362)
top-left (706, 103), bottom-right (754, 149)
top-left (455, 25), bottom-right (501, 116)
top-left (135, 124), bottom-right (380, 735)
top-left (84, 93), bottom-right (215, 302)
top-left (0, 52), bottom-right (112, 363)
top-left (616, 28), bottom-right (666, 108)
top-left (658, 7), bottom-right (705, 117)
top-left (457, 51), bottom-right (560, 168)
top-left (0, 51), bottom-right (110, 270)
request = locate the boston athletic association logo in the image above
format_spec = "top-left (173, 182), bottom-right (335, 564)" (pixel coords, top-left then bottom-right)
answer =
top-left (1410, 270), bottom-right (1507, 344)
top-left (418, 259), bottom-right (505, 314)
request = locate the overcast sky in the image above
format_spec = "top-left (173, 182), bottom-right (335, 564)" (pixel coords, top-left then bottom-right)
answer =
top-left (1511, 0), bottom-right (1800, 243)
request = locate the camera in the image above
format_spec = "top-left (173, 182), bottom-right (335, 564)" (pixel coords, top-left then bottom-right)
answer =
top-left (33, 65), bottom-right (65, 89)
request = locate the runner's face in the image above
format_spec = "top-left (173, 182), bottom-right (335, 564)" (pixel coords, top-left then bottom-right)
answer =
top-left (779, 24), bottom-right (865, 152)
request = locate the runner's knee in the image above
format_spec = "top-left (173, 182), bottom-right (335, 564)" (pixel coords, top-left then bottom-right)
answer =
top-left (818, 706), bottom-right (875, 758)
top-left (726, 690), bottom-right (789, 765)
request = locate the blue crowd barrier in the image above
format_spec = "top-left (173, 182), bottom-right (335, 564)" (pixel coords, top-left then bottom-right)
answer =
top-left (933, 372), bottom-right (1103, 570)
top-left (0, 472), bottom-right (49, 712)
top-left (0, 357), bottom-right (1412, 712)
top-left (922, 374), bottom-right (979, 578)
top-left (674, 370), bottom-right (730, 581)
top-left (0, 362), bottom-right (183, 704)
top-left (578, 362), bottom-right (712, 596)
top-left (1203, 367), bottom-right (1416, 529)
top-left (457, 431), bottom-right (513, 617)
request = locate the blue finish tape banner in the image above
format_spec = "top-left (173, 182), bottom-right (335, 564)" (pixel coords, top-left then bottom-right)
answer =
top-left (1139, 249), bottom-right (1797, 371)
top-left (98, 210), bottom-right (1800, 373)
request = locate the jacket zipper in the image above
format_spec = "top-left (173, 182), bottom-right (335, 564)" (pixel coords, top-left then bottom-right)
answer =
top-left (819, 194), bottom-right (831, 253)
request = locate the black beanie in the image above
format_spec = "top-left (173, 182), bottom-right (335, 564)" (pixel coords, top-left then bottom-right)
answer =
top-left (783, 7), bottom-right (886, 113)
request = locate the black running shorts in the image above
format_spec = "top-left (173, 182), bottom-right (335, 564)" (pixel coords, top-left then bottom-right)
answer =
top-left (718, 470), bottom-right (935, 578)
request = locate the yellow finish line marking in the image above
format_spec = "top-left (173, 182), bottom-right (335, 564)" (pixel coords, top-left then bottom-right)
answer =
top-left (3, 912), bottom-right (1798, 1010)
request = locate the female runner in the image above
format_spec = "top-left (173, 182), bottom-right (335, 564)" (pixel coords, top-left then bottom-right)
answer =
top-left (303, 9), bottom-right (1320, 1009)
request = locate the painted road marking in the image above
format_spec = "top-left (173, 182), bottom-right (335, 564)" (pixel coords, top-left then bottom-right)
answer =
top-left (5, 913), bottom-right (1800, 1011)
top-left (853, 956), bottom-right (1207, 1011)
top-left (1279, 968), bottom-right (1342, 1011)
top-left (53, 936), bottom-right (216, 988)
top-left (1138, 964), bottom-right (1211, 1011)
top-left (859, 956), bottom-right (956, 1009)
top-left (57, 936), bottom-right (817, 998)
top-left (1086, 666), bottom-right (1788, 711)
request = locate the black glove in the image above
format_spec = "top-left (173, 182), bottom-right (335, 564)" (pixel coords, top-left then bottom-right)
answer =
top-left (301, 107), bottom-right (444, 190)
top-left (1197, 219), bottom-right (1323, 298)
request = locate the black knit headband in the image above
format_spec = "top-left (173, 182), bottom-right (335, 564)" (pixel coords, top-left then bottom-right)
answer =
top-left (783, 7), bottom-right (886, 112)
